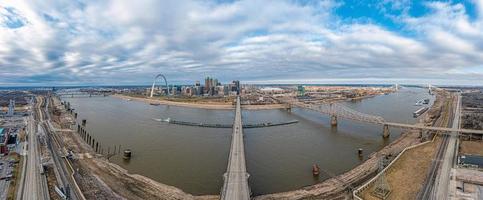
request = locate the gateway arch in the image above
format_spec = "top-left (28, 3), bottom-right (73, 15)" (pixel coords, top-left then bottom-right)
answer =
top-left (150, 74), bottom-right (169, 97)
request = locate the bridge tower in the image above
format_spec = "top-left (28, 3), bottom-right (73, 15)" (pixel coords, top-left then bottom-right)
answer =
top-left (382, 124), bottom-right (390, 138)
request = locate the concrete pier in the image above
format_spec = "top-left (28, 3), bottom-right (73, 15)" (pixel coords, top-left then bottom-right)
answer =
top-left (331, 115), bottom-right (338, 127)
top-left (286, 104), bottom-right (292, 112)
top-left (383, 124), bottom-right (390, 138)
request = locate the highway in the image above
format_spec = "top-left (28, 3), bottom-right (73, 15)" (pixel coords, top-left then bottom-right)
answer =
top-left (18, 95), bottom-right (84, 200)
top-left (432, 93), bottom-right (462, 199)
top-left (384, 121), bottom-right (483, 135)
top-left (418, 93), bottom-right (460, 200)
top-left (18, 96), bottom-right (49, 200)
top-left (220, 96), bottom-right (250, 200)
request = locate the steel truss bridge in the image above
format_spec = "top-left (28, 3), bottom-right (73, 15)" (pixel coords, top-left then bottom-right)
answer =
top-left (56, 92), bottom-right (109, 98)
top-left (282, 99), bottom-right (483, 136)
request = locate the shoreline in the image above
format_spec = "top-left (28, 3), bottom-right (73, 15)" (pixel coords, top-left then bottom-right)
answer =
top-left (65, 90), bottom-right (435, 199)
top-left (113, 94), bottom-right (289, 110)
top-left (254, 91), bottom-right (446, 199)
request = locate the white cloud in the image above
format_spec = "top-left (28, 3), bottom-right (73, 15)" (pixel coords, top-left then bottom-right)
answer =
top-left (0, 0), bottom-right (482, 85)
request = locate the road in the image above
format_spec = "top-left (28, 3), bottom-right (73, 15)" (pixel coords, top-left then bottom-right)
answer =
top-left (418, 93), bottom-right (461, 200)
top-left (18, 96), bottom-right (49, 200)
top-left (384, 121), bottom-right (483, 135)
top-left (432, 93), bottom-right (462, 199)
top-left (220, 96), bottom-right (250, 200)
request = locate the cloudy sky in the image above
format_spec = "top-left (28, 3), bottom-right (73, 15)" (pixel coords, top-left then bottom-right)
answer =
top-left (1, 0), bottom-right (483, 86)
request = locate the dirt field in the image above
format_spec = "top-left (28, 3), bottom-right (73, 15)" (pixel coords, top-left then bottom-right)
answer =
top-left (45, 165), bottom-right (62, 200)
top-left (361, 137), bottom-right (440, 200)
top-left (358, 91), bottom-right (454, 200)
top-left (459, 140), bottom-right (483, 155)
top-left (6, 153), bottom-right (22, 200)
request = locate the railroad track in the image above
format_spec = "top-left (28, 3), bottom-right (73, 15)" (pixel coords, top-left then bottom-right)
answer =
top-left (417, 95), bottom-right (455, 200)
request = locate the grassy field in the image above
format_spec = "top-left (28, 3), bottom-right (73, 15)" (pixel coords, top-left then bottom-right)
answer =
top-left (6, 153), bottom-right (22, 200)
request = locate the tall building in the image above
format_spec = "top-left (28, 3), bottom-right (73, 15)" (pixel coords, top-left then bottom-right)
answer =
top-left (204, 76), bottom-right (221, 96)
top-left (232, 80), bottom-right (240, 95)
top-left (7, 99), bottom-right (14, 116)
top-left (297, 85), bottom-right (305, 96)
top-left (204, 77), bottom-right (212, 94)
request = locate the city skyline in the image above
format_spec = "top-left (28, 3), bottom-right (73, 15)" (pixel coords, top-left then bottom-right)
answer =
top-left (1, 0), bottom-right (483, 86)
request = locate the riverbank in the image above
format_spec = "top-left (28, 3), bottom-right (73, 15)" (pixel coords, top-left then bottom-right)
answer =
top-left (254, 91), bottom-right (448, 200)
top-left (56, 90), bottom-right (438, 199)
top-left (113, 94), bottom-right (288, 110)
top-left (51, 96), bottom-right (219, 200)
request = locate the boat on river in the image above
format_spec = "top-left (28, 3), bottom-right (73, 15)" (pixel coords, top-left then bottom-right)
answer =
top-left (413, 107), bottom-right (429, 118)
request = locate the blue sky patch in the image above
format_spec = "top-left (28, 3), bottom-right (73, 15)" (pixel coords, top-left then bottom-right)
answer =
top-left (1, 7), bottom-right (28, 29)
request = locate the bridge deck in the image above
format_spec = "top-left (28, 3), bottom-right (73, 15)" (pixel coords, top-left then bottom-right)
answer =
top-left (221, 96), bottom-right (250, 200)
top-left (285, 99), bottom-right (483, 135)
top-left (384, 122), bottom-right (483, 135)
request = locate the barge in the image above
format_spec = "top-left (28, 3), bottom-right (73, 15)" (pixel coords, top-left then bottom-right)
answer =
top-left (413, 107), bottom-right (429, 118)
top-left (153, 118), bottom-right (298, 129)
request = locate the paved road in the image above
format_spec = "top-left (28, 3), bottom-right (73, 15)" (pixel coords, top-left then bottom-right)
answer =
top-left (385, 121), bottom-right (482, 135)
top-left (220, 96), bottom-right (250, 200)
top-left (432, 93), bottom-right (462, 200)
top-left (20, 97), bottom-right (48, 200)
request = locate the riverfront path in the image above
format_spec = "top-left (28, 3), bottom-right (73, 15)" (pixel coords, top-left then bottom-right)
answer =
top-left (220, 96), bottom-right (250, 200)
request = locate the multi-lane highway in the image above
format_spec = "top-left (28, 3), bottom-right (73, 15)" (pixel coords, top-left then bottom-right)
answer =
top-left (18, 95), bottom-right (84, 200)
top-left (18, 97), bottom-right (49, 200)
top-left (220, 96), bottom-right (251, 200)
top-left (418, 93), bottom-right (461, 200)
top-left (432, 93), bottom-right (462, 199)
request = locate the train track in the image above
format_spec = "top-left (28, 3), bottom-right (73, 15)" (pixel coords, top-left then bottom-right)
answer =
top-left (417, 95), bottom-right (455, 200)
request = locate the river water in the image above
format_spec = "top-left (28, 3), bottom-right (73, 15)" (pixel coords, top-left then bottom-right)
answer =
top-left (64, 87), bottom-right (433, 195)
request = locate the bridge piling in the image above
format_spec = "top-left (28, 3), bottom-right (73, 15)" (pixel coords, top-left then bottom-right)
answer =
top-left (331, 115), bottom-right (338, 127)
top-left (286, 104), bottom-right (292, 112)
top-left (383, 124), bottom-right (390, 138)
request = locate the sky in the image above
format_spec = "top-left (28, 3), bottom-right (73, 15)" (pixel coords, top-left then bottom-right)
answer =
top-left (1, 0), bottom-right (483, 86)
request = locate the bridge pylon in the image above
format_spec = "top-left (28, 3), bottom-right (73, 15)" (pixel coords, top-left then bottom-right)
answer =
top-left (383, 124), bottom-right (390, 138)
